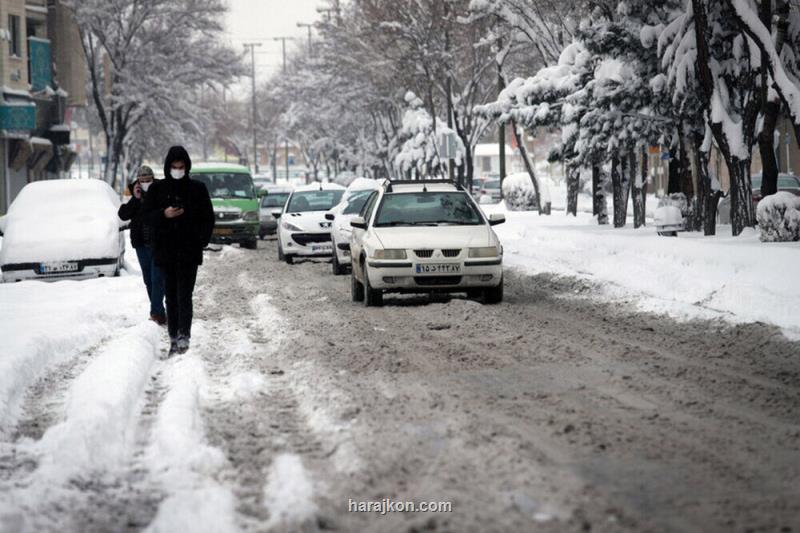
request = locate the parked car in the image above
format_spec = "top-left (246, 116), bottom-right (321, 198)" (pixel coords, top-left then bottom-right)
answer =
top-left (273, 182), bottom-right (345, 264)
top-left (478, 178), bottom-right (502, 203)
top-left (719, 173), bottom-right (800, 224)
top-left (326, 178), bottom-right (383, 275)
top-left (0, 179), bottom-right (126, 282)
top-left (258, 184), bottom-right (293, 238)
top-left (349, 179), bottom-right (505, 307)
top-left (191, 163), bottom-right (260, 249)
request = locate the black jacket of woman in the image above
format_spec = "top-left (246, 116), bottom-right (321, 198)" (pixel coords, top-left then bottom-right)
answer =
top-left (142, 146), bottom-right (215, 266)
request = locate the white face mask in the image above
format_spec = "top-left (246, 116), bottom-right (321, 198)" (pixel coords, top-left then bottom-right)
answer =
top-left (171, 168), bottom-right (186, 180)
top-left (140, 181), bottom-right (152, 192)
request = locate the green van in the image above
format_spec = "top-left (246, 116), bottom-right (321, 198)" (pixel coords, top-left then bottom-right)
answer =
top-left (191, 163), bottom-right (260, 249)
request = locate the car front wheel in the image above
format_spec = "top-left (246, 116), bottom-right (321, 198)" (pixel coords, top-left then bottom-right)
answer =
top-left (363, 265), bottom-right (383, 307)
top-left (351, 270), bottom-right (364, 302)
top-left (483, 278), bottom-right (503, 304)
top-left (332, 249), bottom-right (347, 276)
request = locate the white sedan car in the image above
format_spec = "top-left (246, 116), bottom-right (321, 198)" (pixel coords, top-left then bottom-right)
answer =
top-left (0, 179), bottom-right (126, 282)
top-left (326, 178), bottom-right (382, 275)
top-left (349, 180), bottom-right (505, 306)
top-left (273, 182), bottom-right (345, 264)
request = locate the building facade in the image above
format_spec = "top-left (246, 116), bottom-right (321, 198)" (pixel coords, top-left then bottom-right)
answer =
top-left (0, 0), bottom-right (85, 215)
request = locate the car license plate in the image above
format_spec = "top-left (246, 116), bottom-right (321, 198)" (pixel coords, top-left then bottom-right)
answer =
top-left (312, 244), bottom-right (332, 253)
top-left (214, 228), bottom-right (234, 236)
top-left (415, 263), bottom-right (461, 275)
top-left (40, 261), bottom-right (79, 274)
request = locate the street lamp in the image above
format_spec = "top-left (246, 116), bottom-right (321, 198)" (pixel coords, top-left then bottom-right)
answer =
top-left (296, 22), bottom-right (313, 58)
top-left (243, 42), bottom-right (262, 174)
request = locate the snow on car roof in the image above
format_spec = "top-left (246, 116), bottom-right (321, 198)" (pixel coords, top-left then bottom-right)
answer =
top-left (0, 178), bottom-right (121, 265)
top-left (345, 177), bottom-right (382, 192)
top-left (192, 162), bottom-right (251, 174)
top-left (389, 182), bottom-right (459, 193)
top-left (293, 182), bottom-right (345, 192)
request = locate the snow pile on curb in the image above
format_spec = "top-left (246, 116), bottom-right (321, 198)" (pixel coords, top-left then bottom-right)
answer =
top-left (485, 205), bottom-right (800, 337)
top-left (502, 173), bottom-right (538, 211)
top-left (0, 275), bottom-right (147, 434)
top-left (757, 192), bottom-right (800, 242)
top-left (33, 322), bottom-right (161, 478)
top-left (263, 454), bottom-right (317, 529)
top-left (145, 356), bottom-right (238, 533)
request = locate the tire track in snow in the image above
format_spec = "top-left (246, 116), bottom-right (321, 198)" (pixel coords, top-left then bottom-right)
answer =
top-left (0, 322), bottom-right (164, 532)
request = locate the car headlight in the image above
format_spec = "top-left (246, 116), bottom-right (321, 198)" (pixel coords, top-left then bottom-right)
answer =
top-left (469, 246), bottom-right (500, 258)
top-left (373, 249), bottom-right (407, 260)
top-left (242, 210), bottom-right (258, 222)
top-left (282, 221), bottom-right (303, 232)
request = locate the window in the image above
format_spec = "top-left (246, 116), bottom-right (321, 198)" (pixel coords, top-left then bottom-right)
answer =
top-left (261, 192), bottom-right (290, 208)
top-left (374, 192), bottom-right (483, 227)
top-left (481, 156), bottom-right (491, 172)
top-left (286, 190), bottom-right (344, 213)
top-left (343, 190), bottom-right (375, 215)
top-left (192, 173), bottom-right (256, 199)
top-left (8, 15), bottom-right (21, 57)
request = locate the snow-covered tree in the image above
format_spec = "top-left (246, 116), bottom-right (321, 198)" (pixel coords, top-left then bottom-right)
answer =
top-left (65, 0), bottom-right (243, 190)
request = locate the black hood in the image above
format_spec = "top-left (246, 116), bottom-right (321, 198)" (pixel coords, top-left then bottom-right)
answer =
top-left (163, 145), bottom-right (192, 180)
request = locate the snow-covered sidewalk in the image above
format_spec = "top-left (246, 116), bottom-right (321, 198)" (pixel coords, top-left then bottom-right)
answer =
top-left (486, 204), bottom-right (800, 338)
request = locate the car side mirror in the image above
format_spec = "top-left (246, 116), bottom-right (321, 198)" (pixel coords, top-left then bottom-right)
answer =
top-left (258, 189), bottom-right (267, 198)
top-left (271, 209), bottom-right (283, 219)
top-left (350, 216), bottom-right (367, 230)
top-left (488, 214), bottom-right (506, 226)
top-left (325, 213), bottom-right (335, 221)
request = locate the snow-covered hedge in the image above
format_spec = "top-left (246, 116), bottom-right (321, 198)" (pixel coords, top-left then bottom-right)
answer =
top-left (502, 172), bottom-right (538, 211)
top-left (757, 192), bottom-right (800, 242)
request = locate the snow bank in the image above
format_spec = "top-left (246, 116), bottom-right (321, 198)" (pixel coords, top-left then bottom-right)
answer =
top-left (33, 322), bottom-right (161, 477)
top-left (756, 192), bottom-right (800, 242)
top-left (145, 356), bottom-right (238, 533)
top-left (484, 205), bottom-right (800, 337)
top-left (0, 179), bottom-right (122, 265)
top-left (0, 274), bottom-right (148, 434)
top-left (263, 454), bottom-right (317, 529)
top-left (502, 172), bottom-right (538, 211)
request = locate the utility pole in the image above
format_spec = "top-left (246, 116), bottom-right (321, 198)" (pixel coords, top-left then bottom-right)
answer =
top-left (444, 4), bottom-right (455, 183)
top-left (296, 22), bottom-right (313, 58)
top-left (273, 37), bottom-right (292, 182)
top-left (243, 42), bottom-right (262, 174)
top-left (497, 34), bottom-right (507, 196)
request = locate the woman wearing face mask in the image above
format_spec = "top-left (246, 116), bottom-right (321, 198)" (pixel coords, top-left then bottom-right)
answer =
top-left (119, 165), bottom-right (166, 325)
top-left (142, 146), bottom-right (215, 356)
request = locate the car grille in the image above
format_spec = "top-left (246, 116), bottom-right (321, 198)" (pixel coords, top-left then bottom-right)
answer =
top-left (292, 233), bottom-right (331, 245)
top-left (216, 212), bottom-right (240, 221)
top-left (414, 249), bottom-right (434, 258)
top-left (414, 276), bottom-right (462, 286)
top-left (441, 249), bottom-right (461, 258)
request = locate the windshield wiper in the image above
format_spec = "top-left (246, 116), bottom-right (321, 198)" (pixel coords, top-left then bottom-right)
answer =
top-left (376, 221), bottom-right (436, 227)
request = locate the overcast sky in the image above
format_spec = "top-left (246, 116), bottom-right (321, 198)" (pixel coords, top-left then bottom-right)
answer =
top-left (224, 0), bottom-right (322, 95)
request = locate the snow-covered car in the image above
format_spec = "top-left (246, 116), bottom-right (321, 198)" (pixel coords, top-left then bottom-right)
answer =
top-left (274, 182), bottom-right (345, 264)
top-left (654, 205), bottom-right (684, 236)
top-left (258, 184), bottom-right (293, 238)
top-left (349, 180), bottom-right (505, 306)
top-left (326, 178), bottom-right (382, 275)
top-left (0, 179), bottom-right (126, 282)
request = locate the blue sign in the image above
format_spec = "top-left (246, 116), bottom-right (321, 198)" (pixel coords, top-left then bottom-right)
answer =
top-left (0, 104), bottom-right (36, 131)
top-left (660, 151), bottom-right (671, 161)
top-left (288, 155), bottom-right (295, 165)
top-left (28, 37), bottom-right (52, 91)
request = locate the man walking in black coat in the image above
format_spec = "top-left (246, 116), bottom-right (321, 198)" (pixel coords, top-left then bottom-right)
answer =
top-left (142, 146), bottom-right (215, 355)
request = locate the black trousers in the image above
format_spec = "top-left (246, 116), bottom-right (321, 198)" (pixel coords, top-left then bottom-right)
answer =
top-left (162, 261), bottom-right (199, 339)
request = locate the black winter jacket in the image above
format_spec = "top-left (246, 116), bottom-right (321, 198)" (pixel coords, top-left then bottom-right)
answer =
top-left (118, 193), bottom-right (155, 249)
top-left (141, 177), bottom-right (215, 266)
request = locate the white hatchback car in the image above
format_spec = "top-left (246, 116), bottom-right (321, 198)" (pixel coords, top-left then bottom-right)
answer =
top-left (0, 179), bottom-right (126, 282)
top-left (349, 180), bottom-right (505, 306)
top-left (326, 178), bottom-right (382, 275)
top-left (273, 182), bottom-right (345, 264)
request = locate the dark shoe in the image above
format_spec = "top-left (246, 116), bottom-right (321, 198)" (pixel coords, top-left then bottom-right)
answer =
top-left (176, 335), bottom-right (190, 354)
top-left (150, 314), bottom-right (167, 326)
top-left (168, 338), bottom-right (179, 357)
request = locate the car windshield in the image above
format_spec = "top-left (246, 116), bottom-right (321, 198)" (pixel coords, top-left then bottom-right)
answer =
top-left (374, 192), bottom-right (483, 227)
top-left (778, 176), bottom-right (800, 188)
top-left (483, 180), bottom-right (500, 190)
top-left (261, 192), bottom-right (290, 208)
top-left (343, 190), bottom-right (375, 215)
top-left (751, 175), bottom-right (762, 189)
top-left (193, 173), bottom-right (255, 199)
top-left (287, 190), bottom-right (344, 213)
